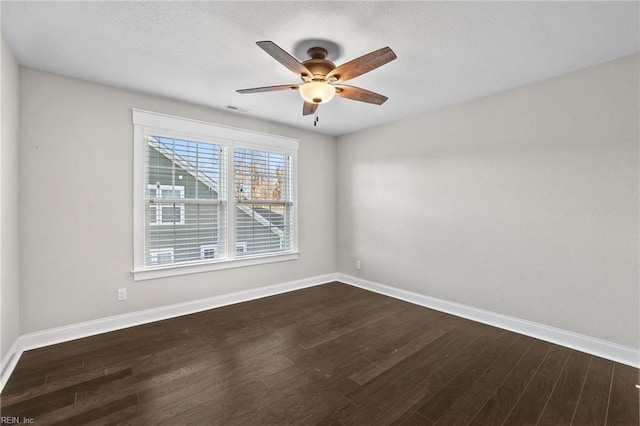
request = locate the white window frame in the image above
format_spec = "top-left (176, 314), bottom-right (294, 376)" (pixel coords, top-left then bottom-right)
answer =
top-left (132, 109), bottom-right (299, 281)
top-left (148, 184), bottom-right (185, 226)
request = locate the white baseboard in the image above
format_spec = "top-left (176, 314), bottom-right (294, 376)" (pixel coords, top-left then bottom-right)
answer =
top-left (0, 273), bottom-right (338, 391)
top-left (0, 338), bottom-right (22, 392)
top-left (338, 273), bottom-right (639, 369)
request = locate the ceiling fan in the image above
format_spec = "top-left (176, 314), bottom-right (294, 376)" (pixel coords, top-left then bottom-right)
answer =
top-left (236, 41), bottom-right (397, 121)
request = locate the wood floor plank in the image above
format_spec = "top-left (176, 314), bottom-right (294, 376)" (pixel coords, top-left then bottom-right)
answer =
top-left (2, 368), bottom-right (132, 417)
top-left (466, 339), bottom-right (552, 425)
top-left (84, 405), bottom-right (140, 426)
top-left (349, 325), bottom-right (451, 385)
top-left (451, 335), bottom-right (533, 418)
top-left (340, 384), bottom-right (433, 425)
top-left (500, 339), bottom-right (551, 394)
top-left (572, 356), bottom-right (614, 426)
top-left (74, 338), bottom-right (235, 397)
top-left (1, 282), bottom-right (634, 425)
top-left (1, 374), bottom-right (47, 397)
top-left (393, 411), bottom-right (434, 425)
top-left (433, 408), bottom-right (471, 426)
top-left (335, 332), bottom-right (473, 424)
top-left (15, 328), bottom-right (129, 368)
top-left (235, 381), bottom-right (351, 425)
top-left (468, 385), bottom-right (519, 426)
top-left (420, 334), bottom-right (499, 394)
top-left (605, 362), bottom-right (640, 425)
top-left (49, 393), bottom-right (139, 426)
top-left (355, 306), bottom-right (449, 363)
top-left (2, 392), bottom-right (76, 419)
top-left (279, 327), bottom-right (373, 378)
top-left (8, 356), bottom-right (83, 383)
top-left (298, 296), bottom-right (401, 349)
top-left (536, 344), bottom-right (571, 380)
top-left (138, 377), bottom-right (270, 424)
top-left (162, 362), bottom-right (359, 425)
top-left (536, 349), bottom-right (591, 425)
top-left (416, 332), bottom-right (514, 422)
top-left (3, 365), bottom-right (110, 406)
top-left (344, 329), bottom-right (469, 406)
top-left (502, 372), bottom-right (554, 425)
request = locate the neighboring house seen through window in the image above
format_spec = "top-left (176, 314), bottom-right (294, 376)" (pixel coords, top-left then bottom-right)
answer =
top-left (149, 248), bottom-right (174, 265)
top-left (199, 242), bottom-right (248, 260)
top-left (200, 244), bottom-right (217, 260)
top-left (148, 184), bottom-right (185, 226)
top-left (133, 109), bottom-right (299, 280)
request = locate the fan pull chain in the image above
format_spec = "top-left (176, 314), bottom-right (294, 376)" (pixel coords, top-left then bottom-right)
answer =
top-left (314, 109), bottom-right (319, 127)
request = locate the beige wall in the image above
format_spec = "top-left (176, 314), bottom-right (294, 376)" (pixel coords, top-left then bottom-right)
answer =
top-left (337, 55), bottom-right (639, 348)
top-left (1, 38), bottom-right (21, 361)
top-left (19, 68), bottom-right (337, 334)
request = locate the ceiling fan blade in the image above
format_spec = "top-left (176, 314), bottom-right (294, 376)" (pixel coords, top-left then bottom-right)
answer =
top-left (303, 101), bottom-right (318, 116)
top-left (257, 41), bottom-right (313, 81)
top-left (334, 85), bottom-right (388, 105)
top-left (327, 47), bottom-right (397, 82)
top-left (236, 84), bottom-right (299, 94)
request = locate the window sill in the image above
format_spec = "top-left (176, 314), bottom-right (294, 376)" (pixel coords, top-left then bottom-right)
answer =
top-left (132, 251), bottom-right (300, 281)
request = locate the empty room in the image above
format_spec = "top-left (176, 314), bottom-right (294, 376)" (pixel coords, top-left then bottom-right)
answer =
top-left (0, 1), bottom-right (638, 425)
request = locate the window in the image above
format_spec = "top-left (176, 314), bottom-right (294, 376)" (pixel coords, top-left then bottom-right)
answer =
top-left (133, 109), bottom-right (298, 280)
top-left (148, 184), bottom-right (185, 225)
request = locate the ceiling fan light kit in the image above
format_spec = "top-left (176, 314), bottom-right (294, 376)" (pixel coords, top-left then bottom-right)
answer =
top-left (237, 40), bottom-right (397, 126)
top-left (299, 81), bottom-right (336, 104)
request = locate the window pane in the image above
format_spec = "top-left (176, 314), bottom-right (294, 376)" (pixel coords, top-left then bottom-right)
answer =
top-left (146, 204), bottom-right (223, 264)
top-left (233, 147), bottom-right (292, 257)
top-left (160, 205), bottom-right (181, 224)
top-left (234, 148), bottom-right (287, 201)
top-left (145, 135), bottom-right (225, 267)
top-left (235, 203), bottom-right (290, 256)
top-left (162, 189), bottom-right (182, 200)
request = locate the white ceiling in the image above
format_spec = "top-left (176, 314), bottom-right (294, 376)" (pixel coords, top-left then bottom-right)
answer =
top-left (2, 1), bottom-right (638, 136)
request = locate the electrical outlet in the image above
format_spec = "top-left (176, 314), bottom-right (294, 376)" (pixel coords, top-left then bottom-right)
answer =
top-left (356, 260), bottom-right (361, 270)
top-left (117, 288), bottom-right (127, 301)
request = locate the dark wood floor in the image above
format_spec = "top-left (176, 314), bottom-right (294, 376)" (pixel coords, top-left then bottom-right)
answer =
top-left (1, 282), bottom-right (638, 425)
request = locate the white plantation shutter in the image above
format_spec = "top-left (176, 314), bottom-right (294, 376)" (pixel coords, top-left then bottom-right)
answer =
top-left (144, 135), bottom-right (226, 267)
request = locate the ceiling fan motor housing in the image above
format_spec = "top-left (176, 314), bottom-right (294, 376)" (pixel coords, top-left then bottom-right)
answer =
top-left (302, 47), bottom-right (336, 80)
